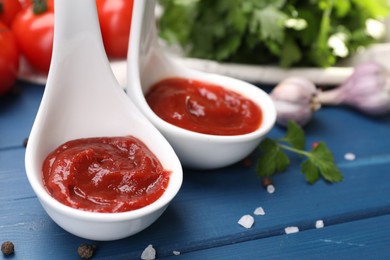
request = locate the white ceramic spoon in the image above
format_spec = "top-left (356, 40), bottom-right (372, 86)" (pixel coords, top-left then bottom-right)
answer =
top-left (24, 0), bottom-right (182, 241)
top-left (127, 0), bottom-right (277, 169)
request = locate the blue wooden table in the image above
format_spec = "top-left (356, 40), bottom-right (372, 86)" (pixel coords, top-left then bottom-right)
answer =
top-left (1, 80), bottom-right (390, 259)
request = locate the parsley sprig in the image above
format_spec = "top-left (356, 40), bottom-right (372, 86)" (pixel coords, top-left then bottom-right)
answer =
top-left (159, 0), bottom-right (390, 68)
top-left (256, 121), bottom-right (343, 184)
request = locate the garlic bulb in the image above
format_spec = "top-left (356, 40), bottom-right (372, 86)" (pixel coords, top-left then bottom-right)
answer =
top-left (317, 62), bottom-right (390, 115)
top-left (271, 77), bottom-right (321, 127)
top-left (270, 62), bottom-right (390, 127)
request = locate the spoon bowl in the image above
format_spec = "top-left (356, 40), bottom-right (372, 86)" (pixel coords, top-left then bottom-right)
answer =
top-left (24, 0), bottom-right (182, 241)
top-left (127, 0), bottom-right (277, 169)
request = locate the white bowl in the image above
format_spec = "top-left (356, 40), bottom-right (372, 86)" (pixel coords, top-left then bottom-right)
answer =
top-left (26, 136), bottom-right (183, 241)
top-left (132, 69), bottom-right (277, 169)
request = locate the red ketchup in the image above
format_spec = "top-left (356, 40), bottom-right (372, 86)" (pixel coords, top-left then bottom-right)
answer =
top-left (42, 136), bottom-right (171, 213)
top-left (146, 78), bottom-right (263, 135)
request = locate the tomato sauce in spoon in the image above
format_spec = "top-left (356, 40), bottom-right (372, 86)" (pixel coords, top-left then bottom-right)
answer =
top-left (146, 77), bottom-right (263, 136)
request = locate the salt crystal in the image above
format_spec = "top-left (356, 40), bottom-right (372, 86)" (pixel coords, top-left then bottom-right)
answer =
top-left (141, 244), bottom-right (156, 260)
top-left (254, 207), bottom-right (265, 216)
top-left (238, 214), bottom-right (254, 229)
top-left (344, 152), bottom-right (356, 161)
top-left (315, 220), bottom-right (324, 229)
top-left (267, 184), bottom-right (275, 194)
top-left (285, 226), bottom-right (299, 234)
top-left (173, 251), bottom-right (181, 256)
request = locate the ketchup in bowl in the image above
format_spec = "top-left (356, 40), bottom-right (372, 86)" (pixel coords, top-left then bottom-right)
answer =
top-left (145, 78), bottom-right (263, 136)
top-left (42, 136), bottom-right (171, 213)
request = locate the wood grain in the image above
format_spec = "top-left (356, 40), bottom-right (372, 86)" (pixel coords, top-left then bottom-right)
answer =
top-left (0, 82), bottom-right (389, 259)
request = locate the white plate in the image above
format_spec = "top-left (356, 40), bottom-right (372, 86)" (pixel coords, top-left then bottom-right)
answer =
top-left (18, 57), bottom-right (128, 88)
top-left (18, 43), bottom-right (390, 86)
top-left (171, 43), bottom-right (390, 86)
top-left (173, 57), bottom-right (353, 86)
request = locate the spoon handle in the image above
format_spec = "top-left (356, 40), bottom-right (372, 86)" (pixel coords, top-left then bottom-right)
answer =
top-left (139, 0), bottom-right (157, 56)
top-left (38, 0), bottom-right (129, 140)
top-left (128, 0), bottom-right (178, 96)
top-left (128, 0), bottom-right (157, 74)
top-left (46, 0), bottom-right (118, 95)
top-left (52, 0), bottom-right (107, 67)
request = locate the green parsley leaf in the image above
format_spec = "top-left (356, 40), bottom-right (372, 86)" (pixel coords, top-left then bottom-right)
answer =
top-left (304, 142), bottom-right (343, 183)
top-left (281, 120), bottom-right (305, 150)
top-left (255, 120), bottom-right (343, 184)
top-left (256, 138), bottom-right (290, 177)
top-left (301, 160), bottom-right (320, 184)
top-left (252, 6), bottom-right (288, 44)
top-left (334, 0), bottom-right (351, 18)
top-left (354, 0), bottom-right (390, 18)
top-left (159, 0), bottom-right (390, 68)
top-left (280, 36), bottom-right (302, 68)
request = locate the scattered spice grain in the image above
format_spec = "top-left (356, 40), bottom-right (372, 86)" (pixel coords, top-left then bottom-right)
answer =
top-left (238, 214), bottom-right (254, 229)
top-left (344, 152), bottom-right (356, 161)
top-left (266, 184), bottom-right (275, 194)
top-left (315, 220), bottom-right (325, 229)
top-left (261, 177), bottom-right (272, 188)
top-left (23, 137), bottom-right (29, 148)
top-left (254, 207), bottom-right (265, 216)
top-left (77, 243), bottom-right (96, 259)
top-left (285, 226), bottom-right (299, 234)
top-left (1, 241), bottom-right (14, 256)
top-left (241, 157), bottom-right (253, 167)
top-left (141, 244), bottom-right (156, 260)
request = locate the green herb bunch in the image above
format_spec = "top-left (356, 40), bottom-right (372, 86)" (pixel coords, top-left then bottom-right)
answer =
top-left (256, 121), bottom-right (343, 184)
top-left (159, 0), bottom-right (390, 68)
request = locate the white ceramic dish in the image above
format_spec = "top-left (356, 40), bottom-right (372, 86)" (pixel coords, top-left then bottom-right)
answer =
top-left (17, 57), bottom-right (128, 87)
top-left (18, 42), bottom-right (390, 87)
top-left (169, 42), bottom-right (390, 86)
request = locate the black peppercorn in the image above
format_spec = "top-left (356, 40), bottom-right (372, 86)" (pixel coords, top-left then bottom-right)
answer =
top-left (23, 137), bottom-right (29, 148)
top-left (241, 157), bottom-right (252, 167)
top-left (77, 243), bottom-right (96, 259)
top-left (1, 241), bottom-right (15, 256)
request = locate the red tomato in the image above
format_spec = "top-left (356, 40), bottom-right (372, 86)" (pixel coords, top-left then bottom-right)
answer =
top-left (0, 0), bottom-right (22, 26)
top-left (96, 0), bottom-right (133, 58)
top-left (0, 21), bottom-right (19, 95)
top-left (12, 0), bottom-right (53, 74)
top-left (18, 0), bottom-right (32, 9)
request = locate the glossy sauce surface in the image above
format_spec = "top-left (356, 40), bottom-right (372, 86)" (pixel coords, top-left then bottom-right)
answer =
top-left (42, 136), bottom-right (170, 213)
top-left (146, 78), bottom-right (263, 135)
